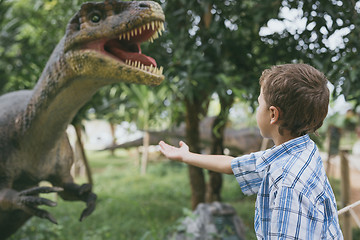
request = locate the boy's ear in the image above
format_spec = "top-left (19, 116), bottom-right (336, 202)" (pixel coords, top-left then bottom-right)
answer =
top-left (269, 106), bottom-right (280, 124)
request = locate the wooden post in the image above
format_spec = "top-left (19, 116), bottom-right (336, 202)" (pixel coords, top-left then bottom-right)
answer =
top-left (75, 124), bottom-right (93, 186)
top-left (260, 138), bottom-right (270, 151)
top-left (340, 150), bottom-right (352, 240)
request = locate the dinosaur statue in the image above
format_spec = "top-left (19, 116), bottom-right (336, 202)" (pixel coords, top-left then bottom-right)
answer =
top-left (0, 0), bottom-right (165, 238)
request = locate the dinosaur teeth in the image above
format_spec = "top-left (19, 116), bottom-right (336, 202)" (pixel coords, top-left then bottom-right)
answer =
top-left (118, 21), bottom-right (165, 42)
top-left (149, 21), bottom-right (164, 41)
top-left (120, 20), bottom-right (165, 76)
top-left (125, 59), bottom-right (163, 76)
top-left (151, 21), bottom-right (155, 30)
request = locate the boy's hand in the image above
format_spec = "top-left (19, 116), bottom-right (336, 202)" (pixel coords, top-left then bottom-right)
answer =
top-left (158, 141), bottom-right (189, 162)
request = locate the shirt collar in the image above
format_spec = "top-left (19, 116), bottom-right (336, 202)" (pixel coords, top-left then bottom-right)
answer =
top-left (255, 134), bottom-right (311, 172)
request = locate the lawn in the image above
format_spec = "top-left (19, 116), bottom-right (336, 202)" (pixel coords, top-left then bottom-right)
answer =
top-left (9, 149), bottom-right (257, 240)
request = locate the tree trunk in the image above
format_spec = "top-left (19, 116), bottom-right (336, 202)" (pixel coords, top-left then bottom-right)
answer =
top-left (74, 124), bottom-right (93, 185)
top-left (206, 94), bottom-right (233, 202)
top-left (182, 3), bottom-right (214, 208)
top-left (326, 125), bottom-right (341, 176)
top-left (140, 130), bottom-right (150, 175)
top-left (185, 98), bottom-right (206, 210)
top-left (207, 117), bottom-right (224, 202)
top-left (109, 122), bottom-right (117, 156)
top-left (207, 171), bottom-right (222, 202)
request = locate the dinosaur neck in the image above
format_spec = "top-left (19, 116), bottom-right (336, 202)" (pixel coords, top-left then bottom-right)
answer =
top-left (21, 37), bottom-right (100, 152)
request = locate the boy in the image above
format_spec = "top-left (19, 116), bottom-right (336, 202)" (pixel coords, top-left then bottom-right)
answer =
top-left (159, 64), bottom-right (343, 239)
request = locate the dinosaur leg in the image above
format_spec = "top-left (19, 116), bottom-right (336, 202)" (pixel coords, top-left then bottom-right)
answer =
top-left (49, 134), bottom-right (97, 221)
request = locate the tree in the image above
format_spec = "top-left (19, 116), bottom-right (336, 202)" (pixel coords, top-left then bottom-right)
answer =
top-left (260, 0), bottom-right (360, 107)
top-left (0, 0), bottom-right (88, 93)
top-left (152, 0), bottom-right (281, 209)
top-left (328, 1), bottom-right (360, 108)
top-left (156, 0), bottom-right (360, 209)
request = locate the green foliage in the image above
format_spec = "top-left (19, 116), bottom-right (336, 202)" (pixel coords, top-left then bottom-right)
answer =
top-left (120, 83), bottom-right (170, 131)
top-left (2, 0), bottom-right (359, 132)
top-left (262, 0), bottom-right (360, 107)
top-left (0, 0), bottom-right (88, 94)
top-left (153, 0), bottom-right (282, 114)
top-left (353, 228), bottom-right (360, 240)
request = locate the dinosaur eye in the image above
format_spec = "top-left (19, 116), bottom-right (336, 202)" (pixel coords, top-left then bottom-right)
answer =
top-left (89, 12), bottom-right (102, 23)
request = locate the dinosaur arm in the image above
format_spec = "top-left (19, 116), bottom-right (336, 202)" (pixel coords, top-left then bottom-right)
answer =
top-left (0, 187), bottom-right (63, 224)
top-left (49, 177), bottom-right (97, 222)
top-left (57, 183), bottom-right (97, 221)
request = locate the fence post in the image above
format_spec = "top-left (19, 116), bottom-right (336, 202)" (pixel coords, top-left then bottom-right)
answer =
top-left (340, 149), bottom-right (352, 240)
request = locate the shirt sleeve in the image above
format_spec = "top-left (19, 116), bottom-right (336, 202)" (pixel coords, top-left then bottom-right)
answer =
top-left (231, 151), bottom-right (266, 195)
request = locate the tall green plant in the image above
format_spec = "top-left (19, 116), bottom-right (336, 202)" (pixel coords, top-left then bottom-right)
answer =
top-left (121, 83), bottom-right (169, 174)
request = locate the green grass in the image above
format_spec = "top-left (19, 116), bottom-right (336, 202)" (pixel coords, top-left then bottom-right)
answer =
top-left (9, 149), bottom-right (350, 240)
top-left (9, 149), bottom-right (257, 240)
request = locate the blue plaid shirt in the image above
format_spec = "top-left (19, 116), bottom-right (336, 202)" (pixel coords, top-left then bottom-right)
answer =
top-left (231, 135), bottom-right (343, 239)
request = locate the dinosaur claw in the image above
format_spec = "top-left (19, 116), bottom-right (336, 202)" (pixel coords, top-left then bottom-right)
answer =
top-left (19, 186), bottom-right (64, 196)
top-left (79, 184), bottom-right (92, 195)
top-left (46, 200), bottom-right (57, 207)
top-left (20, 196), bottom-right (58, 207)
top-left (22, 205), bottom-right (59, 225)
top-left (52, 187), bottom-right (64, 192)
top-left (79, 192), bottom-right (97, 222)
top-left (11, 186), bottom-right (63, 224)
top-left (59, 183), bottom-right (97, 222)
top-left (79, 208), bottom-right (89, 222)
top-left (79, 205), bottom-right (95, 222)
top-left (79, 204), bottom-right (96, 222)
top-left (79, 212), bottom-right (86, 222)
top-left (46, 213), bottom-right (58, 225)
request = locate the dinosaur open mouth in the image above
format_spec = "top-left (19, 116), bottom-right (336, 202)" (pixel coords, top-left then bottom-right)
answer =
top-left (103, 20), bottom-right (164, 75)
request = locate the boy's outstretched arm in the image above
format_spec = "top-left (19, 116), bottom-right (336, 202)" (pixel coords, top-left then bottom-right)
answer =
top-left (159, 141), bottom-right (234, 174)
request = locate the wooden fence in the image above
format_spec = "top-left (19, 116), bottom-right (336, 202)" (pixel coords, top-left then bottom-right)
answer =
top-left (337, 150), bottom-right (360, 240)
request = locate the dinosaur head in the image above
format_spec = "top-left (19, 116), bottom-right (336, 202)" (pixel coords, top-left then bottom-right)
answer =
top-left (64, 0), bottom-right (165, 86)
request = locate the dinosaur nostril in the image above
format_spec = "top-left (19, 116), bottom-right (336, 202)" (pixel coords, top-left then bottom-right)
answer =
top-left (139, 2), bottom-right (150, 9)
